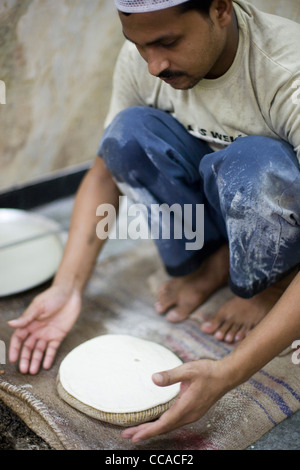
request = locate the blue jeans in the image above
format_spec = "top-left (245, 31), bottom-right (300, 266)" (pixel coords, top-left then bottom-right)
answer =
top-left (98, 106), bottom-right (300, 298)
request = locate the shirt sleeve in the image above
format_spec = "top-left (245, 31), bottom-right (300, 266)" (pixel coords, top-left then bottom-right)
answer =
top-left (104, 41), bottom-right (147, 129)
top-left (269, 73), bottom-right (300, 163)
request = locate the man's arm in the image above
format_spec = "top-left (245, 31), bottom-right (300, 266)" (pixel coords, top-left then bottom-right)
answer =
top-left (122, 271), bottom-right (300, 442)
top-left (8, 157), bottom-right (120, 374)
top-left (52, 157), bottom-right (120, 294)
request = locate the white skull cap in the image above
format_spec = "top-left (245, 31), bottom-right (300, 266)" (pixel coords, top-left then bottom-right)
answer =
top-left (114, 0), bottom-right (190, 13)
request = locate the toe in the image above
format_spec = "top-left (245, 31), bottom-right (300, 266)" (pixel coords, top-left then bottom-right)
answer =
top-left (166, 305), bottom-right (191, 322)
top-left (213, 318), bottom-right (236, 342)
top-left (201, 306), bottom-right (229, 335)
top-left (166, 291), bottom-right (206, 323)
top-left (156, 281), bottom-right (177, 314)
top-left (201, 318), bottom-right (221, 334)
top-left (234, 323), bottom-right (251, 342)
top-left (224, 323), bottom-right (242, 343)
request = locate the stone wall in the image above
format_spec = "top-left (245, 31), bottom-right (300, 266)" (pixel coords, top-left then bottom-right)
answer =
top-left (0, 0), bottom-right (299, 193)
top-left (250, 0), bottom-right (300, 20)
top-left (0, 0), bottom-right (123, 192)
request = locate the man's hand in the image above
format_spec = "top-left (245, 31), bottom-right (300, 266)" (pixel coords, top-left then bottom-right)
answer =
top-left (121, 359), bottom-right (228, 443)
top-left (8, 284), bottom-right (82, 375)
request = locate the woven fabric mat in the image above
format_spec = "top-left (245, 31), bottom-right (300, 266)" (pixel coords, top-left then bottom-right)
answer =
top-left (0, 241), bottom-right (300, 450)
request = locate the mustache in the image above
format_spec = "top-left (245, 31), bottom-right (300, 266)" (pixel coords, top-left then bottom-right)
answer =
top-left (157, 70), bottom-right (185, 79)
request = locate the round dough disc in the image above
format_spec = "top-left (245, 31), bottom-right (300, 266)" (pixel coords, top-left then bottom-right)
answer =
top-left (57, 334), bottom-right (183, 426)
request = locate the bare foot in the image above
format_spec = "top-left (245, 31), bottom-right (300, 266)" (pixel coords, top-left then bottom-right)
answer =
top-left (155, 244), bottom-right (230, 323)
top-left (201, 269), bottom-right (298, 344)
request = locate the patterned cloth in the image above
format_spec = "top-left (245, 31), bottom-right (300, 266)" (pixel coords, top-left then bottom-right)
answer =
top-left (0, 242), bottom-right (299, 450)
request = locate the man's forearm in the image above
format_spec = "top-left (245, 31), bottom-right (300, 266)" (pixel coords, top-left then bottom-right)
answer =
top-left (220, 272), bottom-right (300, 391)
top-left (53, 157), bottom-right (120, 294)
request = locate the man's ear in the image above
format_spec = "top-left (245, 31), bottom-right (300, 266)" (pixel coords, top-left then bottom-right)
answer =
top-left (211, 0), bottom-right (233, 28)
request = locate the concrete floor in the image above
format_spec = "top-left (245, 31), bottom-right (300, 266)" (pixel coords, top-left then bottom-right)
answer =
top-left (2, 196), bottom-right (300, 450)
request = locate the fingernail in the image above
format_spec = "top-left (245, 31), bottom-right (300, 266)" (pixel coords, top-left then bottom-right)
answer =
top-left (19, 361), bottom-right (28, 374)
top-left (153, 373), bottom-right (164, 385)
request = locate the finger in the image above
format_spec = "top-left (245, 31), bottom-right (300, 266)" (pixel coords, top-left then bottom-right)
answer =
top-left (19, 336), bottom-right (38, 374)
top-left (121, 422), bottom-right (151, 440)
top-left (123, 365), bottom-right (200, 443)
top-left (123, 400), bottom-right (185, 443)
top-left (42, 340), bottom-right (61, 370)
top-left (8, 291), bottom-right (56, 329)
top-left (122, 419), bottom-right (169, 443)
top-left (8, 301), bottom-right (44, 329)
top-left (9, 328), bottom-right (30, 363)
top-left (29, 339), bottom-right (47, 375)
top-left (122, 367), bottom-right (188, 442)
top-left (152, 363), bottom-right (192, 388)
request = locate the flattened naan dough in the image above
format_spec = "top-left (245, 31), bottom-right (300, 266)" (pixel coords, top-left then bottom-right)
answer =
top-left (57, 334), bottom-right (183, 425)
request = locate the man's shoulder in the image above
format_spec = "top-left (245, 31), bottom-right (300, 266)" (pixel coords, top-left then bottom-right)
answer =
top-left (118, 40), bottom-right (146, 68)
top-left (235, 0), bottom-right (300, 76)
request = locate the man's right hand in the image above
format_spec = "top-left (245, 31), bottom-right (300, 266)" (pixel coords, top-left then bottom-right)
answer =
top-left (8, 284), bottom-right (82, 375)
top-left (7, 158), bottom-right (120, 376)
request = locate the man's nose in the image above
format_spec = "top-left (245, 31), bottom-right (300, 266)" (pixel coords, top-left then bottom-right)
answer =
top-left (146, 48), bottom-right (170, 77)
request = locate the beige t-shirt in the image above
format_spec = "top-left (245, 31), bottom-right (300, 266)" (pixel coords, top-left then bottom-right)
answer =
top-left (104, 0), bottom-right (300, 162)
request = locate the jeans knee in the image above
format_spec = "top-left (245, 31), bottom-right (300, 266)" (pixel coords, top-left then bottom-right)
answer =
top-left (98, 106), bottom-right (152, 177)
top-left (98, 106), bottom-right (202, 184)
top-left (221, 135), bottom-right (297, 174)
top-left (203, 136), bottom-right (297, 188)
top-left (200, 135), bottom-right (300, 223)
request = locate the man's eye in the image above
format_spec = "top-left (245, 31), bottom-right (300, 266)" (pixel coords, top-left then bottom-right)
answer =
top-left (162, 41), bottom-right (177, 48)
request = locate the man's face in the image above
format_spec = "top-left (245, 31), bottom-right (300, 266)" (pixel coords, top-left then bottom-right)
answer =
top-left (119, 5), bottom-right (229, 90)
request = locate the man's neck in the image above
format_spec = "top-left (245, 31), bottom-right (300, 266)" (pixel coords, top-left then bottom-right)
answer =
top-left (206, 10), bottom-right (239, 79)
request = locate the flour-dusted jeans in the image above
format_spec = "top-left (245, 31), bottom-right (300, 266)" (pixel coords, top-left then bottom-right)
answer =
top-left (98, 106), bottom-right (300, 298)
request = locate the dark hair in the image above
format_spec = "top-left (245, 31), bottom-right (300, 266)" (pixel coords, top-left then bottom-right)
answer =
top-left (121, 0), bottom-right (214, 17)
top-left (177, 0), bottom-right (214, 16)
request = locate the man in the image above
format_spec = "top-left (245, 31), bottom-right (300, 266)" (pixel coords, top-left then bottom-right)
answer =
top-left (8, 0), bottom-right (300, 443)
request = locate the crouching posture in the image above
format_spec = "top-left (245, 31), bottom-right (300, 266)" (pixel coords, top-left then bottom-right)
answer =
top-left (9, 0), bottom-right (300, 443)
